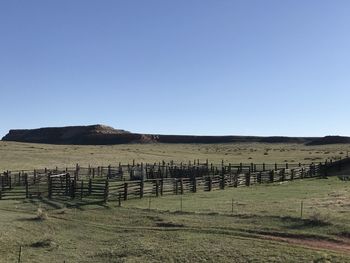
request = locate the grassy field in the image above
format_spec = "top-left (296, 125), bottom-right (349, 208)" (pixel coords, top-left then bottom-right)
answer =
top-left (1, 141), bottom-right (350, 262)
top-left (0, 176), bottom-right (350, 262)
top-left (1, 141), bottom-right (350, 170)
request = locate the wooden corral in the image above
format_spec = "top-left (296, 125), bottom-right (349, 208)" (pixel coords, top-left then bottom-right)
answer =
top-left (0, 158), bottom-right (349, 203)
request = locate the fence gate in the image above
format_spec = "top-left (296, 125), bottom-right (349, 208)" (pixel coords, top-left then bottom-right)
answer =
top-left (49, 173), bottom-right (71, 198)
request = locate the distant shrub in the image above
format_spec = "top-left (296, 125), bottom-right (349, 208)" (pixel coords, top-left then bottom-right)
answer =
top-left (308, 212), bottom-right (330, 226)
top-left (31, 238), bottom-right (53, 248)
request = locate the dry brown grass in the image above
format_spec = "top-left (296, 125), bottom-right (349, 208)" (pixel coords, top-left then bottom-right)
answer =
top-left (0, 141), bottom-right (349, 170)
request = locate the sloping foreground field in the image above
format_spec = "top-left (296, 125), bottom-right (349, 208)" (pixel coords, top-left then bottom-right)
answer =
top-left (0, 177), bottom-right (350, 262)
top-left (1, 141), bottom-right (350, 170)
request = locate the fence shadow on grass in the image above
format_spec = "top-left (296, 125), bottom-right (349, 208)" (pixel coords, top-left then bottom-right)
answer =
top-left (26, 196), bottom-right (108, 210)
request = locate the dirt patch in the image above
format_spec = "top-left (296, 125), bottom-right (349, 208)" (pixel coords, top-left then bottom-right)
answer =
top-left (260, 233), bottom-right (350, 254)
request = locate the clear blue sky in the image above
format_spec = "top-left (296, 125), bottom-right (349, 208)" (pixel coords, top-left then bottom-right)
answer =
top-left (1, 1), bottom-right (350, 137)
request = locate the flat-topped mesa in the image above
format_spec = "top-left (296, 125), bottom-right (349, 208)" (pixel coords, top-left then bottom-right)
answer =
top-left (1, 125), bottom-right (140, 145)
top-left (2, 125), bottom-right (349, 145)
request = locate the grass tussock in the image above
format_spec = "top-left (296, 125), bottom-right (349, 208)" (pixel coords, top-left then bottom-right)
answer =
top-left (30, 238), bottom-right (55, 248)
top-left (36, 207), bottom-right (48, 221)
top-left (307, 212), bottom-right (331, 227)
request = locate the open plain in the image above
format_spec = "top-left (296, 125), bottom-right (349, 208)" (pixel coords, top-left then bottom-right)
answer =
top-left (1, 142), bottom-right (350, 262)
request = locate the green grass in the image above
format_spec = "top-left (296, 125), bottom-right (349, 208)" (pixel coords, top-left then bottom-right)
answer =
top-left (1, 177), bottom-right (350, 262)
top-left (1, 141), bottom-right (350, 170)
top-left (125, 177), bottom-right (350, 220)
top-left (1, 142), bottom-right (350, 262)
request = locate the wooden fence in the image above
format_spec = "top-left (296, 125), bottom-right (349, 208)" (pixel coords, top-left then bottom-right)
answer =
top-left (0, 158), bottom-right (348, 202)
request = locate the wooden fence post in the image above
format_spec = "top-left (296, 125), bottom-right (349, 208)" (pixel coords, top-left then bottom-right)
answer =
top-left (80, 180), bottom-right (84, 199)
top-left (25, 174), bottom-right (29, 198)
top-left (270, 170), bottom-right (274, 182)
top-left (48, 175), bottom-right (52, 199)
top-left (76, 163), bottom-right (80, 176)
top-left (140, 180), bottom-right (144, 198)
top-left (18, 245), bottom-right (22, 263)
top-left (1, 175), bottom-right (4, 191)
top-left (245, 172), bottom-right (251, 186)
top-left (313, 163), bottom-right (317, 176)
top-left (104, 179), bottom-right (109, 203)
top-left (180, 178), bottom-right (184, 195)
top-left (308, 164), bottom-right (312, 177)
top-left (65, 173), bottom-right (70, 196)
top-left (155, 180), bottom-right (159, 197)
top-left (281, 169), bottom-right (285, 181)
top-left (124, 182), bottom-right (128, 200)
top-left (141, 162), bottom-right (144, 179)
top-left (208, 177), bottom-right (212, 191)
top-left (220, 173), bottom-right (225, 189)
top-left (71, 180), bottom-right (75, 199)
top-left (257, 172), bottom-right (262, 184)
top-left (160, 179), bottom-right (164, 196)
top-left (192, 177), bottom-right (197, 193)
top-left (88, 178), bottom-right (92, 195)
top-left (323, 163), bottom-right (328, 177)
top-left (118, 162), bottom-right (123, 177)
top-left (233, 174), bottom-right (238, 188)
top-left (175, 179), bottom-right (179, 195)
